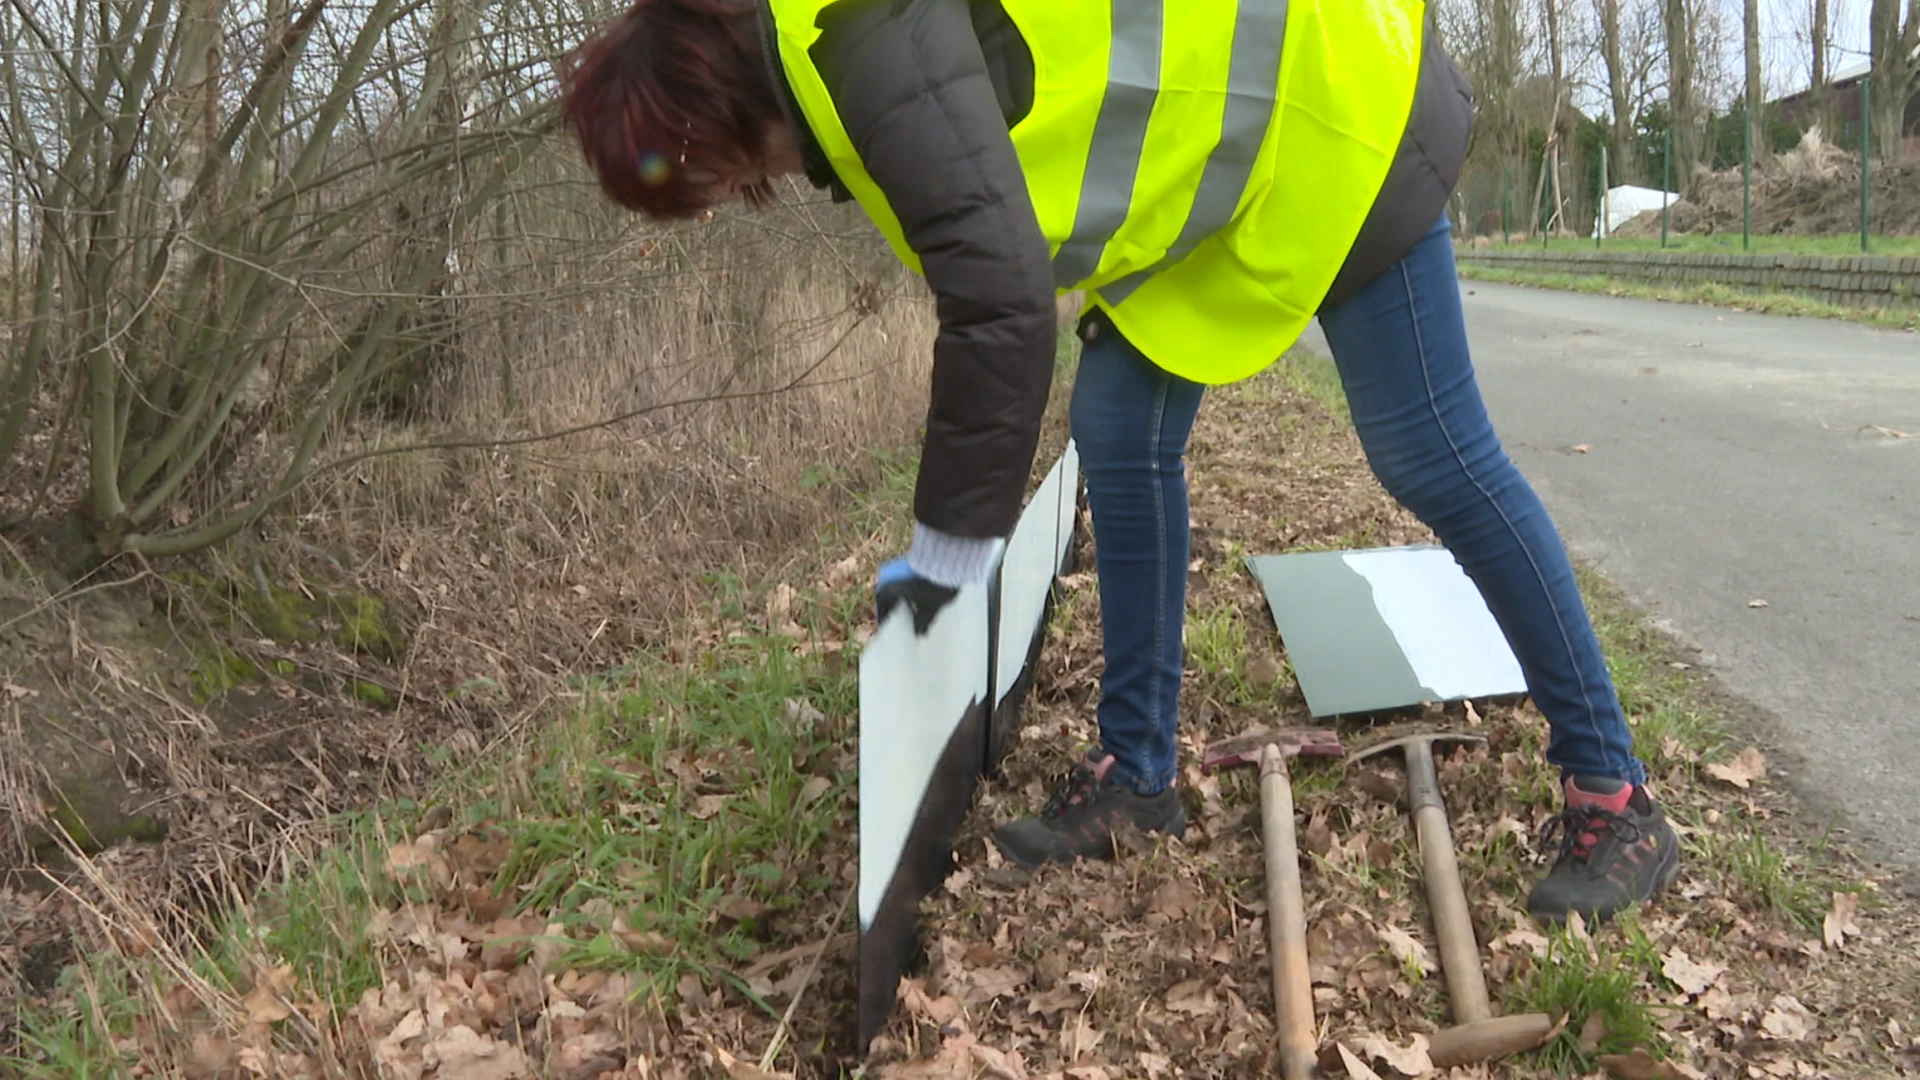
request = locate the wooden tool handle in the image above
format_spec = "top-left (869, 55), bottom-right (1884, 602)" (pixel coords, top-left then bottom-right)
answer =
top-left (1260, 743), bottom-right (1319, 1080)
top-left (1428, 1013), bottom-right (1557, 1069)
top-left (1405, 744), bottom-right (1493, 1026)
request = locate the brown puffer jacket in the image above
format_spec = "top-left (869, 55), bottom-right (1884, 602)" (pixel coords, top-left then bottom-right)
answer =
top-left (754, 0), bottom-right (1474, 541)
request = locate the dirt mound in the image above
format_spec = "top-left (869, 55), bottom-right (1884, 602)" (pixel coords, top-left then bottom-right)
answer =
top-left (1612, 128), bottom-right (1920, 238)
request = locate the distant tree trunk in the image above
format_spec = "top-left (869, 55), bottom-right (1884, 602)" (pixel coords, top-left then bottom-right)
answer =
top-left (1868, 0), bottom-right (1918, 161)
top-left (380, 0), bottom-right (479, 416)
top-left (1600, 0), bottom-right (1638, 181)
top-left (238, 0), bottom-right (289, 203)
top-left (1745, 0), bottom-right (1764, 156)
top-left (1812, 0), bottom-right (1833, 133)
top-left (1666, 0), bottom-right (1699, 189)
top-left (1474, 0), bottom-right (1526, 164)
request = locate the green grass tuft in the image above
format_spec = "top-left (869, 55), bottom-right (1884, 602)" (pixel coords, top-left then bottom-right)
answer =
top-left (1709, 823), bottom-right (1832, 930)
top-left (1185, 601), bottom-right (1264, 707)
top-left (1516, 911), bottom-right (1670, 1075)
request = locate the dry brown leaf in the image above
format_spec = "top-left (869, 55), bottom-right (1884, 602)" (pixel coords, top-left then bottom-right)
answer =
top-left (1247, 655), bottom-right (1283, 684)
top-left (765, 583), bottom-right (796, 625)
top-left (1065, 969), bottom-right (1104, 994)
top-left (795, 775), bottom-right (833, 812)
top-left (1062, 1015), bottom-right (1104, 1060)
top-left (1705, 747), bottom-right (1767, 789)
top-left (449, 831), bottom-right (512, 877)
top-left (1377, 923), bottom-right (1433, 975)
top-left (713, 1046), bottom-right (792, 1080)
top-left (1165, 978), bottom-right (1218, 1016)
top-left (690, 794), bottom-right (729, 820)
top-left (243, 981), bottom-right (292, 1026)
top-left (420, 1025), bottom-right (532, 1079)
top-left (551, 1031), bottom-right (624, 1080)
top-left (1597, 1047), bottom-right (1686, 1080)
top-left (1661, 948), bottom-right (1726, 997)
top-left (967, 1042), bottom-right (1030, 1080)
top-left (1137, 1051), bottom-right (1173, 1078)
top-left (1760, 995), bottom-right (1816, 1041)
top-left (1357, 1032), bottom-right (1433, 1075)
top-left (964, 966), bottom-right (1028, 1004)
top-left (1698, 984), bottom-right (1746, 1022)
top-left (1823, 892), bottom-right (1861, 949)
top-left (1488, 814), bottom-right (1529, 841)
top-left (825, 554), bottom-right (863, 587)
top-left (1148, 880), bottom-right (1200, 921)
top-left (185, 1032), bottom-right (237, 1080)
top-left (1335, 1043), bottom-right (1386, 1080)
top-left (1575, 1012), bottom-right (1618, 1057)
top-left (1304, 812), bottom-right (1335, 857)
top-left (386, 840), bottom-right (453, 888)
top-left (1502, 926), bottom-right (1550, 956)
top-left (899, 979), bottom-right (963, 1026)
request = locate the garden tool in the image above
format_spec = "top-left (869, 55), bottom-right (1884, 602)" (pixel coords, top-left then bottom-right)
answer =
top-left (1352, 732), bottom-right (1555, 1068)
top-left (1203, 727), bottom-right (1344, 1079)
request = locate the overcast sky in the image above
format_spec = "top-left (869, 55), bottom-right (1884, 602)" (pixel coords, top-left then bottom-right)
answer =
top-left (1758, 0), bottom-right (1875, 94)
top-left (1548, 0), bottom-right (1883, 116)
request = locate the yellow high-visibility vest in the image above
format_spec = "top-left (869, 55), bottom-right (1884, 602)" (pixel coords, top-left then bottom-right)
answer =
top-left (769, 0), bottom-right (1423, 386)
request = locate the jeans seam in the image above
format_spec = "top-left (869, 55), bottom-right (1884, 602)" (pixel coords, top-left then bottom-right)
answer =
top-left (1396, 257), bottom-right (1628, 782)
top-left (1144, 374), bottom-right (1170, 795)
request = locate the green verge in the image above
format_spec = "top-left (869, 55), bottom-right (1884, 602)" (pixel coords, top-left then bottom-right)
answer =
top-left (4, 327), bottom-right (1096, 1078)
top-left (1455, 263), bottom-right (1920, 332)
top-left (2, 441), bottom-right (928, 1078)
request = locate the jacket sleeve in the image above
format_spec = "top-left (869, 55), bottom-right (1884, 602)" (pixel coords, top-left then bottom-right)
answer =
top-left (810, 0), bottom-right (1058, 542)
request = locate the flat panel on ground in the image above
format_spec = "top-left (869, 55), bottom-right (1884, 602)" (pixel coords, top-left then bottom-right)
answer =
top-left (1245, 544), bottom-right (1526, 717)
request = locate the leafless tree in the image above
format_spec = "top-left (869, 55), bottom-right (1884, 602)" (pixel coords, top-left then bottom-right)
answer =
top-left (1748, 0), bottom-right (1767, 156)
top-left (1666, 0), bottom-right (1701, 184)
top-left (1868, 0), bottom-right (1918, 159)
top-left (0, 0), bottom-right (554, 557)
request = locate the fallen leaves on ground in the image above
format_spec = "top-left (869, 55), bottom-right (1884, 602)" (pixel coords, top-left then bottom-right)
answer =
top-left (1823, 891), bottom-right (1861, 949)
top-left (1704, 746), bottom-right (1767, 788)
top-left (26, 365), bottom-right (1920, 1080)
top-left (1660, 949), bottom-right (1726, 997)
top-left (876, 370), bottom-right (1920, 1080)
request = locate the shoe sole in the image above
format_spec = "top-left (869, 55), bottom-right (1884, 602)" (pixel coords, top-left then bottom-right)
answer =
top-left (992, 808), bottom-right (1189, 872)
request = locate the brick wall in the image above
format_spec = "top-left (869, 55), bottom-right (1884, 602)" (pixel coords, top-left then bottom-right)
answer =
top-left (1454, 248), bottom-right (1920, 310)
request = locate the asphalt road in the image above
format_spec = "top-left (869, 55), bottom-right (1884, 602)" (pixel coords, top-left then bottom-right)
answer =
top-left (1300, 282), bottom-right (1920, 880)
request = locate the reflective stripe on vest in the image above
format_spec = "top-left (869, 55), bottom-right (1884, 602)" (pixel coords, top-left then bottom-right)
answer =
top-left (1049, 0), bottom-right (1164, 287)
top-left (1096, 0), bottom-right (1287, 304)
top-left (1052, 0), bottom-right (1290, 297)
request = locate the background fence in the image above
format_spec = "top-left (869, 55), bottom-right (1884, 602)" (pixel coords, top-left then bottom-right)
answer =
top-left (1454, 247), bottom-right (1920, 308)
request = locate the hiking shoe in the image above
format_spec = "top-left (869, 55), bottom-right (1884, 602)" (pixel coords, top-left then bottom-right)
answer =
top-left (1527, 776), bottom-right (1681, 926)
top-left (992, 750), bottom-right (1186, 869)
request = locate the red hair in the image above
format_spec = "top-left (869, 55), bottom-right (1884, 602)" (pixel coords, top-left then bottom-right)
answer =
top-left (559, 0), bottom-right (783, 219)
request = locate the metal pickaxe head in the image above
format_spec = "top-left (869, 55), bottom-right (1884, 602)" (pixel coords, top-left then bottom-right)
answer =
top-left (1350, 730), bottom-right (1487, 767)
top-left (1201, 726), bottom-right (1344, 773)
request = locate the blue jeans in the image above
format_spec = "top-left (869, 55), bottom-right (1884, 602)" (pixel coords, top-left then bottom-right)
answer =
top-left (1069, 213), bottom-right (1646, 796)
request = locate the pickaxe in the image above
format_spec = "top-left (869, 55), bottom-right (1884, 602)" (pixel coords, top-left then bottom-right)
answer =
top-left (1203, 727), bottom-right (1344, 1079)
top-left (1352, 731), bottom-right (1555, 1069)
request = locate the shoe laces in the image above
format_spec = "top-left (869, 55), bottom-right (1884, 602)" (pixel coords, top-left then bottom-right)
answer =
top-left (1040, 761), bottom-right (1103, 820)
top-left (1538, 804), bottom-right (1642, 864)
